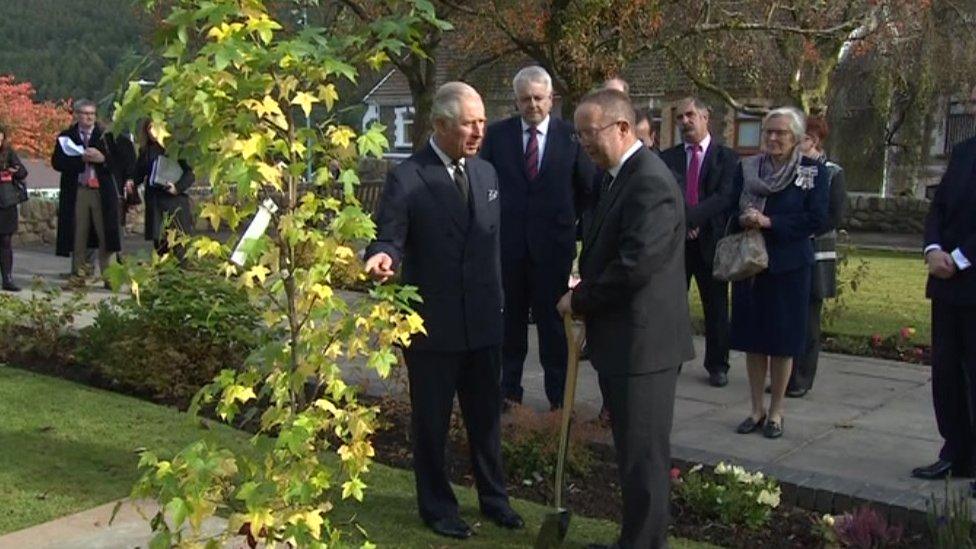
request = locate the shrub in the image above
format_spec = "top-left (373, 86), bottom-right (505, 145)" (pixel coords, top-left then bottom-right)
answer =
top-left (833, 505), bottom-right (903, 548)
top-left (674, 462), bottom-right (781, 530)
top-left (500, 405), bottom-right (596, 486)
top-left (0, 282), bottom-right (89, 362)
top-left (77, 262), bottom-right (265, 405)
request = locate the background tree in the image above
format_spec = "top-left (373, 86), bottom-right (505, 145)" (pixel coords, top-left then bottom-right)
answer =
top-left (111, 0), bottom-right (437, 546)
top-left (0, 75), bottom-right (72, 158)
top-left (334, 0), bottom-right (453, 151)
top-left (446, 0), bottom-right (667, 116)
top-left (0, 0), bottom-right (154, 104)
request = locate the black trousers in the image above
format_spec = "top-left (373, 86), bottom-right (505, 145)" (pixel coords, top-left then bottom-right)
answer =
top-left (790, 298), bottom-right (824, 391)
top-left (685, 240), bottom-right (730, 374)
top-left (403, 346), bottom-right (510, 523)
top-left (601, 367), bottom-right (678, 549)
top-left (931, 300), bottom-right (976, 465)
top-left (501, 256), bottom-right (569, 407)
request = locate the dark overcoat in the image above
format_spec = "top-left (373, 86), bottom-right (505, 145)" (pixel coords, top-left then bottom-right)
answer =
top-left (134, 143), bottom-right (195, 241)
top-left (50, 123), bottom-right (122, 256)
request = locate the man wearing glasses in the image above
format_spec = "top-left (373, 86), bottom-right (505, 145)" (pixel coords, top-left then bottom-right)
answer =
top-left (51, 99), bottom-right (122, 283)
top-left (558, 89), bottom-right (692, 549)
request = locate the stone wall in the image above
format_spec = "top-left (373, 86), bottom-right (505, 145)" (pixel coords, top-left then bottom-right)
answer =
top-left (842, 194), bottom-right (928, 234)
top-left (12, 199), bottom-right (58, 246)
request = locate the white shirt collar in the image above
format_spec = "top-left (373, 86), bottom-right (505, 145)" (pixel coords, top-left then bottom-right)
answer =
top-left (608, 140), bottom-right (644, 180)
top-left (430, 137), bottom-right (464, 169)
top-left (685, 133), bottom-right (711, 154)
top-left (521, 115), bottom-right (550, 136)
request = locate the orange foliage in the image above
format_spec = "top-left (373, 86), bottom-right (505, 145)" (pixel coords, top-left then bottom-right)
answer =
top-left (0, 75), bottom-right (72, 160)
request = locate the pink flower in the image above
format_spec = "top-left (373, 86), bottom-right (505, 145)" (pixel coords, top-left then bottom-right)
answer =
top-left (900, 327), bottom-right (916, 340)
top-left (870, 334), bottom-right (883, 348)
top-left (670, 467), bottom-right (681, 481)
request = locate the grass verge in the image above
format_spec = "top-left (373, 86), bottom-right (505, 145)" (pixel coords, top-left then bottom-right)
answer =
top-left (690, 248), bottom-right (930, 344)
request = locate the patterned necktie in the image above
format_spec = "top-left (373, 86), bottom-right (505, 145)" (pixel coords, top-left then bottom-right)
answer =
top-left (81, 130), bottom-right (94, 184)
top-left (452, 160), bottom-right (470, 206)
top-left (686, 144), bottom-right (702, 206)
top-left (525, 127), bottom-right (539, 180)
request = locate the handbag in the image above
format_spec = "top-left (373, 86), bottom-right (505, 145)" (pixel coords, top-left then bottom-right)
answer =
top-left (0, 180), bottom-right (28, 209)
top-left (712, 219), bottom-right (768, 281)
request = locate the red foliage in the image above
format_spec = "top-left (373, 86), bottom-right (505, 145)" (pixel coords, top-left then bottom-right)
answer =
top-left (0, 75), bottom-right (72, 160)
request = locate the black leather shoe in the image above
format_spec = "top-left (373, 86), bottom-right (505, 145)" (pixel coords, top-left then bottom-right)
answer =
top-left (736, 414), bottom-right (765, 434)
top-left (482, 507), bottom-right (524, 529)
top-left (786, 386), bottom-right (808, 398)
top-left (912, 459), bottom-right (973, 480)
top-left (708, 371), bottom-right (728, 387)
top-left (2, 280), bottom-right (20, 292)
top-left (425, 516), bottom-right (473, 539)
top-left (763, 417), bottom-right (784, 439)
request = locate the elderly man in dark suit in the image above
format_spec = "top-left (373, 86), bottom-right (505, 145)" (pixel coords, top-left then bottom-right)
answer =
top-left (365, 82), bottom-right (523, 539)
top-left (481, 65), bottom-right (594, 410)
top-left (912, 134), bottom-right (976, 481)
top-left (558, 89), bottom-right (694, 549)
top-left (660, 97), bottom-right (739, 387)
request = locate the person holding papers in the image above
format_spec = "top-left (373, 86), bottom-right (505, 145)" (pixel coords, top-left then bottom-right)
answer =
top-left (51, 99), bottom-right (123, 283)
top-left (131, 119), bottom-right (195, 256)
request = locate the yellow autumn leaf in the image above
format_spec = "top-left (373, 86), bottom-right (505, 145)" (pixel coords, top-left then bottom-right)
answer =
top-left (255, 162), bottom-right (281, 189)
top-left (328, 126), bottom-right (356, 148)
top-left (310, 283), bottom-right (333, 300)
top-left (291, 91), bottom-right (319, 118)
top-left (243, 264), bottom-right (270, 287)
top-left (238, 134), bottom-right (263, 160)
top-left (317, 84), bottom-right (339, 111)
top-left (406, 312), bottom-right (426, 334)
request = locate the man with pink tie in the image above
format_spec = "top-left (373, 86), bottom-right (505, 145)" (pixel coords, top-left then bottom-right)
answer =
top-left (660, 97), bottom-right (740, 387)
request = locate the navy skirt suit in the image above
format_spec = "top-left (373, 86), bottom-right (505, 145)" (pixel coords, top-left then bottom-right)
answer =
top-left (730, 156), bottom-right (830, 357)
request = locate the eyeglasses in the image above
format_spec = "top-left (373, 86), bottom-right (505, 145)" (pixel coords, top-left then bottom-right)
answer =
top-left (574, 121), bottom-right (621, 141)
top-left (762, 129), bottom-right (792, 137)
top-left (77, 110), bottom-right (97, 116)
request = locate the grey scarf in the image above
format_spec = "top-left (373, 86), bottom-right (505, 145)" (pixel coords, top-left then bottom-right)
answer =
top-left (739, 147), bottom-right (806, 212)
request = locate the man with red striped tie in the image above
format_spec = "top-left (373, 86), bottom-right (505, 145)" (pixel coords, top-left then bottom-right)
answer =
top-left (480, 66), bottom-right (595, 411)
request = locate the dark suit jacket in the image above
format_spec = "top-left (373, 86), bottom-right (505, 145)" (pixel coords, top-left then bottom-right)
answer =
top-left (480, 116), bottom-right (594, 270)
top-left (366, 144), bottom-right (504, 352)
top-left (731, 156), bottom-right (830, 274)
top-left (924, 137), bottom-right (976, 305)
top-left (660, 140), bottom-right (739, 263)
top-left (572, 147), bottom-right (695, 376)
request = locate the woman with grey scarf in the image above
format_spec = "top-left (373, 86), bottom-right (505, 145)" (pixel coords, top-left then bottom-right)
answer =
top-left (730, 107), bottom-right (829, 439)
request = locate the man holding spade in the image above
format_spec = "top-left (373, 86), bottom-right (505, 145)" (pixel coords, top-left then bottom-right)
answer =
top-left (557, 88), bottom-right (693, 548)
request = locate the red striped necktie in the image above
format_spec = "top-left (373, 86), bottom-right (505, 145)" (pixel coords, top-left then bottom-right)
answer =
top-left (525, 126), bottom-right (539, 180)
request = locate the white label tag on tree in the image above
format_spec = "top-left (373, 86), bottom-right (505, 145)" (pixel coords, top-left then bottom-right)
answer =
top-left (231, 197), bottom-right (279, 266)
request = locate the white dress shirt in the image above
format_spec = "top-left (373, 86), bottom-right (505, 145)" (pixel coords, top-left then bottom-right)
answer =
top-left (430, 137), bottom-right (465, 178)
top-left (606, 140), bottom-right (645, 191)
top-left (684, 133), bottom-right (712, 171)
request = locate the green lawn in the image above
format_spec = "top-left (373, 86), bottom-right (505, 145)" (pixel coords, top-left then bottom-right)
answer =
top-left (690, 248), bottom-right (931, 344)
top-left (0, 367), bottom-right (714, 548)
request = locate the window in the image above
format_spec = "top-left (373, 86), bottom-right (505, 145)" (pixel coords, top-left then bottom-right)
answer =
top-left (734, 115), bottom-right (762, 153)
top-left (393, 106), bottom-right (415, 149)
top-left (945, 101), bottom-right (976, 156)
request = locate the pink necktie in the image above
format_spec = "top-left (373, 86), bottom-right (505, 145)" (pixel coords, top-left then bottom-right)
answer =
top-left (686, 144), bottom-right (702, 206)
top-left (525, 127), bottom-right (539, 180)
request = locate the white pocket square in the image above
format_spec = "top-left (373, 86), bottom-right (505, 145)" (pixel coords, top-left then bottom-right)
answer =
top-left (488, 189), bottom-right (498, 201)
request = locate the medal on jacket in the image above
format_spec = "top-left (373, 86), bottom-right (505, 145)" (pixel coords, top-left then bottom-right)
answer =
top-left (0, 171), bottom-right (11, 183)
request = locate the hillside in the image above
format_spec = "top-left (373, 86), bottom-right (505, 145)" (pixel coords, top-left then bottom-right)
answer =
top-left (0, 0), bottom-right (153, 103)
